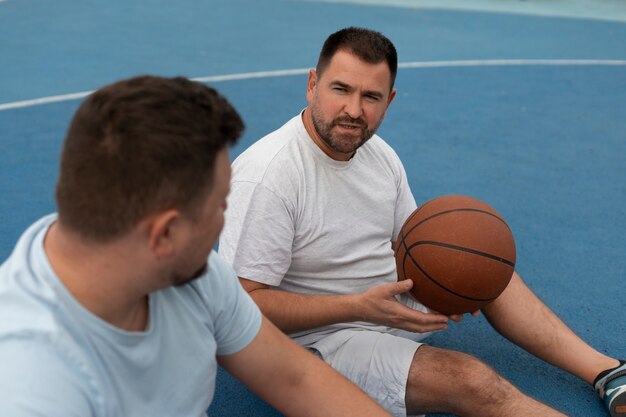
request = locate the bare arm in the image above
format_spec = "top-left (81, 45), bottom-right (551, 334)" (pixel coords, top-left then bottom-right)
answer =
top-left (240, 277), bottom-right (451, 334)
top-left (218, 316), bottom-right (391, 417)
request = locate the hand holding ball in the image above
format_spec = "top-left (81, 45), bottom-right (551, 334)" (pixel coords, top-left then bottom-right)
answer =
top-left (395, 195), bottom-right (516, 315)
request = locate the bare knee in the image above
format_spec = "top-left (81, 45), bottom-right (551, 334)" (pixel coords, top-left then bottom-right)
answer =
top-left (406, 345), bottom-right (519, 416)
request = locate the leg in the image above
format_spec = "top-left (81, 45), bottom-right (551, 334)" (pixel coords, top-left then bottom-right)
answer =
top-left (482, 272), bottom-right (619, 384)
top-left (406, 345), bottom-right (566, 416)
top-left (312, 328), bottom-right (565, 416)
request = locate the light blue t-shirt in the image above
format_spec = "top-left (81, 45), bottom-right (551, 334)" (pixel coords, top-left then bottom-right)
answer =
top-left (0, 215), bottom-right (262, 417)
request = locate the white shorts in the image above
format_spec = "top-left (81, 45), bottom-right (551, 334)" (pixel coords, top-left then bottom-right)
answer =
top-left (308, 293), bottom-right (431, 416)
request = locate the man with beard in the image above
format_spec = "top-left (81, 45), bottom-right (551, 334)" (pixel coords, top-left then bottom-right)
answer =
top-left (0, 75), bottom-right (393, 417)
top-left (219, 27), bottom-right (625, 417)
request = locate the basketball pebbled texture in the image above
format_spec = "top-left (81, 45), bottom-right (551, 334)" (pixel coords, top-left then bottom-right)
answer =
top-left (395, 195), bottom-right (516, 315)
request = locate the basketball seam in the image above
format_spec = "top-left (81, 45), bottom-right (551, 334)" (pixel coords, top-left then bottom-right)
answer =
top-left (402, 208), bottom-right (511, 238)
top-left (406, 241), bottom-right (516, 267)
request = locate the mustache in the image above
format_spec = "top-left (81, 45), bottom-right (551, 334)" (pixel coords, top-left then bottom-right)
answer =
top-left (332, 115), bottom-right (366, 127)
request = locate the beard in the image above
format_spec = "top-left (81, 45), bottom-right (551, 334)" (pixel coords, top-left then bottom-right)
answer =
top-left (310, 105), bottom-right (383, 155)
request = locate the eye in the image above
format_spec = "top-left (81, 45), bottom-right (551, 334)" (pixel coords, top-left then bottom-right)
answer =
top-left (332, 86), bottom-right (347, 93)
top-left (364, 93), bottom-right (382, 102)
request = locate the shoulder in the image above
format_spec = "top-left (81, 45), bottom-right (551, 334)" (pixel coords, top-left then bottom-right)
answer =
top-left (0, 214), bottom-right (67, 337)
top-left (1, 214), bottom-right (57, 277)
top-left (229, 115), bottom-right (308, 206)
top-left (232, 114), bottom-right (306, 183)
top-left (0, 216), bottom-right (102, 408)
top-left (188, 252), bottom-right (262, 355)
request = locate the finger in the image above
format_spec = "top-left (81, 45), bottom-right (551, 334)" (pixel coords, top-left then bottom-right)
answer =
top-left (391, 306), bottom-right (451, 332)
top-left (448, 314), bottom-right (464, 322)
top-left (425, 308), bottom-right (454, 321)
top-left (401, 320), bottom-right (450, 333)
top-left (397, 305), bottom-right (449, 324)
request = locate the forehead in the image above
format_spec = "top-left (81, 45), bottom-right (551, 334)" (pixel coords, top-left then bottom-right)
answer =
top-left (320, 50), bottom-right (393, 91)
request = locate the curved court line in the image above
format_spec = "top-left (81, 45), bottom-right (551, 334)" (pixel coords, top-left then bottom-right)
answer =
top-left (1, 59), bottom-right (625, 111)
top-left (306, 0), bottom-right (626, 23)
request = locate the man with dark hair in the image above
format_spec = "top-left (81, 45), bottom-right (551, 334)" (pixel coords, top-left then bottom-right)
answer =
top-left (220, 27), bottom-right (625, 417)
top-left (0, 75), bottom-right (392, 416)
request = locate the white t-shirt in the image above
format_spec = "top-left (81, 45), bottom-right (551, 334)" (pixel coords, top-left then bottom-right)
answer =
top-left (0, 215), bottom-right (262, 417)
top-left (219, 113), bottom-right (418, 345)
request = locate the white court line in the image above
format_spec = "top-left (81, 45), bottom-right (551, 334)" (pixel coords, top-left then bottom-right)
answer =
top-left (398, 59), bottom-right (626, 68)
top-left (192, 68), bottom-right (309, 83)
top-left (1, 59), bottom-right (625, 111)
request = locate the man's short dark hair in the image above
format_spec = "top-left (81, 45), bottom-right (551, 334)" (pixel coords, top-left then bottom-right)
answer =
top-left (316, 27), bottom-right (398, 89)
top-left (56, 75), bottom-right (244, 242)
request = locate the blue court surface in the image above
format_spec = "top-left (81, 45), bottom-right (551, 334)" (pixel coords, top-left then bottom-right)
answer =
top-left (1, 1), bottom-right (624, 416)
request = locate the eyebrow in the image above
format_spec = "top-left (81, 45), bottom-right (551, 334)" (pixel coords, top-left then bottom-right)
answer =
top-left (330, 81), bottom-right (385, 100)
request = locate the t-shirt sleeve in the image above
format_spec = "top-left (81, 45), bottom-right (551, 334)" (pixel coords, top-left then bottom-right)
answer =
top-left (0, 337), bottom-right (95, 416)
top-left (219, 180), bottom-right (295, 286)
top-left (204, 253), bottom-right (263, 356)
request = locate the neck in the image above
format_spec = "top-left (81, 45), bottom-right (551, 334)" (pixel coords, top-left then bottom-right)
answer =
top-left (44, 222), bottom-right (150, 331)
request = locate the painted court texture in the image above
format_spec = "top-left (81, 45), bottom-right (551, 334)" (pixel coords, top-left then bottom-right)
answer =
top-left (1, 1), bottom-right (624, 416)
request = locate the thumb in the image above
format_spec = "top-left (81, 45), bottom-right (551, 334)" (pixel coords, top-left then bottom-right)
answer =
top-left (391, 279), bottom-right (413, 295)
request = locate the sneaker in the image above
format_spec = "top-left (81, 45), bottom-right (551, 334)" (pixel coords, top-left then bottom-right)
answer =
top-left (594, 360), bottom-right (626, 417)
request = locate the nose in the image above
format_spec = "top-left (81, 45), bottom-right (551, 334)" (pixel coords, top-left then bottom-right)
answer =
top-left (343, 94), bottom-right (363, 120)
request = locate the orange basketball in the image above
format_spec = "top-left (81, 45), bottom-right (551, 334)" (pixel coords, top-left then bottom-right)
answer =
top-left (395, 195), bottom-right (516, 315)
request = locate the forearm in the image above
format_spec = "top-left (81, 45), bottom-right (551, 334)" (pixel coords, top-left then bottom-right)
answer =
top-left (244, 278), bottom-right (452, 334)
top-left (248, 288), bottom-right (360, 333)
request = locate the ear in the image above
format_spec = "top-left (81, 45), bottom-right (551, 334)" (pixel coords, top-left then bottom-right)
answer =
top-left (145, 209), bottom-right (181, 259)
top-left (306, 68), bottom-right (317, 102)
